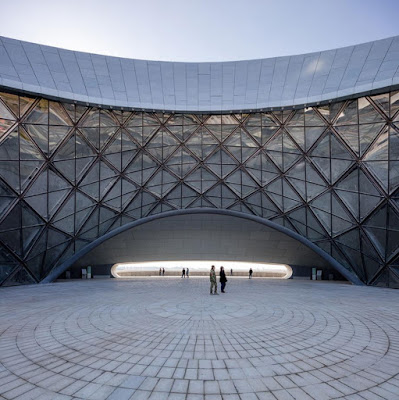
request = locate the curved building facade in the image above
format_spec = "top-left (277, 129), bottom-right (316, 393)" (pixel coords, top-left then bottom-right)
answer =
top-left (0, 36), bottom-right (399, 287)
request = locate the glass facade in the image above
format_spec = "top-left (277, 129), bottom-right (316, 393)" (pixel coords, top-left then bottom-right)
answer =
top-left (0, 90), bottom-right (399, 287)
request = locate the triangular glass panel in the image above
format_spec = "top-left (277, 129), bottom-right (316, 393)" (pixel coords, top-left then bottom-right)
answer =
top-left (79, 127), bottom-right (100, 150)
top-left (121, 130), bottom-right (139, 169)
top-left (164, 183), bottom-right (199, 209)
top-left (244, 125), bottom-right (262, 144)
top-left (25, 99), bottom-right (48, 125)
top-left (370, 93), bottom-right (390, 117)
top-left (389, 126), bottom-right (399, 161)
top-left (187, 196), bottom-right (216, 209)
top-left (363, 126), bottom-right (388, 161)
top-left (0, 161), bottom-right (17, 193)
top-left (124, 190), bottom-right (160, 218)
top-left (126, 113), bottom-right (142, 127)
top-left (0, 118), bottom-right (15, 141)
top-left (358, 97), bottom-right (385, 124)
top-left (148, 202), bottom-right (177, 216)
top-left (0, 93), bottom-right (19, 118)
top-left (19, 96), bottom-right (35, 118)
top-left (124, 152), bottom-right (159, 185)
top-left (223, 129), bottom-right (258, 163)
top-left (49, 126), bottom-right (70, 154)
top-left (331, 159), bottom-right (354, 183)
top-left (245, 191), bottom-right (279, 218)
top-left (334, 189), bottom-right (358, 221)
top-left (331, 195), bottom-right (354, 236)
top-left (245, 152), bottom-right (279, 186)
top-left (369, 265), bottom-right (389, 287)
top-left (185, 167), bottom-right (218, 194)
top-left (305, 127), bottom-right (325, 151)
top-left (24, 193), bottom-right (48, 219)
top-left (49, 102), bottom-right (73, 126)
top-left (166, 147), bottom-right (198, 178)
top-left (2, 266), bottom-right (36, 286)
top-left (147, 129), bottom-right (179, 162)
top-left (304, 107), bottom-right (327, 126)
top-left (335, 125), bottom-right (359, 155)
top-left (357, 123), bottom-right (385, 156)
top-left (309, 192), bottom-right (332, 233)
top-left (78, 207), bottom-right (99, 238)
top-left (0, 248), bottom-right (19, 285)
top-left (79, 108), bottom-right (99, 127)
top-left (52, 214), bottom-right (75, 234)
top-left (287, 110), bottom-right (304, 126)
top-left (20, 161), bottom-right (44, 192)
top-left (286, 127), bottom-right (305, 150)
top-left (61, 103), bottom-right (88, 123)
top-left (205, 184), bottom-right (238, 209)
top-left (364, 161), bottom-right (388, 192)
top-left (389, 160), bottom-right (399, 194)
top-left (100, 110), bottom-right (118, 127)
top-left (19, 126), bottom-right (44, 160)
top-left (0, 127), bottom-right (19, 160)
top-left (311, 156), bottom-right (330, 182)
top-left (0, 229), bottom-right (21, 256)
top-left (271, 110), bottom-right (291, 124)
top-left (145, 169), bottom-right (178, 197)
top-left (282, 179), bottom-right (302, 211)
top-left (306, 209), bottom-right (328, 240)
top-left (335, 100), bottom-right (358, 125)
top-left (330, 133), bottom-right (353, 160)
top-left (0, 180), bottom-right (16, 215)
top-left (311, 132), bottom-right (330, 157)
top-left (185, 128), bottom-right (219, 160)
top-left (205, 148), bottom-right (238, 179)
top-left (100, 127), bottom-right (118, 150)
top-left (225, 169), bottom-right (258, 198)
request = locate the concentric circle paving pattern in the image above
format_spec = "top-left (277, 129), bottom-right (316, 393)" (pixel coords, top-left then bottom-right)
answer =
top-left (1, 278), bottom-right (399, 399)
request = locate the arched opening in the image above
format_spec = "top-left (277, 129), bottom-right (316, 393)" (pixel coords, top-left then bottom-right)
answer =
top-left (43, 209), bottom-right (362, 285)
top-left (111, 261), bottom-right (293, 279)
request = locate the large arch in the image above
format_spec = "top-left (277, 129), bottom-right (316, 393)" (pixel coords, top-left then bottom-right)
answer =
top-left (42, 209), bottom-right (363, 285)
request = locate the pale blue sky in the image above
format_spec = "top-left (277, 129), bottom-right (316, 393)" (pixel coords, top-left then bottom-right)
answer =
top-left (0, 0), bottom-right (398, 61)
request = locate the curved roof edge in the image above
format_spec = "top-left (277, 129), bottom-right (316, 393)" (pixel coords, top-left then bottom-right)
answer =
top-left (1, 35), bottom-right (399, 112)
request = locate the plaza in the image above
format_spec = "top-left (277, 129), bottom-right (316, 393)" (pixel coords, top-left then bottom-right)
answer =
top-left (1, 278), bottom-right (399, 399)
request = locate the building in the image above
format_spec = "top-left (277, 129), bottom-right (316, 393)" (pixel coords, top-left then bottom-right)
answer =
top-left (0, 36), bottom-right (399, 287)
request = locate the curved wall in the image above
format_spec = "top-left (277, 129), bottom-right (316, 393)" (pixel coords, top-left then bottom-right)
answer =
top-left (0, 88), bottom-right (399, 287)
top-left (1, 36), bottom-right (399, 112)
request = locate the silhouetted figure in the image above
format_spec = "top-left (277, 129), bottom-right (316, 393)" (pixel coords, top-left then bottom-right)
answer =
top-left (159, 268), bottom-right (162, 276)
top-left (210, 265), bottom-right (218, 295)
top-left (182, 268), bottom-right (186, 278)
top-left (162, 268), bottom-right (165, 276)
top-left (220, 266), bottom-right (227, 293)
top-left (230, 269), bottom-right (233, 276)
top-left (186, 268), bottom-right (190, 278)
top-left (249, 268), bottom-right (253, 279)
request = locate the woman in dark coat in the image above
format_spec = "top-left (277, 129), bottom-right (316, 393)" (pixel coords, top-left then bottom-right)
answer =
top-left (220, 266), bottom-right (227, 293)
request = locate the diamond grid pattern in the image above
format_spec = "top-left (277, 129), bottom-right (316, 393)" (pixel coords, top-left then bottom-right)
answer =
top-left (1, 91), bottom-right (399, 287)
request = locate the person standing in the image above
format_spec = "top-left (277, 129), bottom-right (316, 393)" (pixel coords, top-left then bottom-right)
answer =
top-left (249, 268), bottom-right (253, 279)
top-left (159, 268), bottom-right (162, 276)
top-left (210, 265), bottom-right (218, 295)
top-left (220, 266), bottom-right (227, 293)
top-left (182, 268), bottom-right (186, 278)
top-left (162, 268), bottom-right (165, 276)
top-left (186, 267), bottom-right (190, 278)
top-left (230, 268), bottom-right (233, 276)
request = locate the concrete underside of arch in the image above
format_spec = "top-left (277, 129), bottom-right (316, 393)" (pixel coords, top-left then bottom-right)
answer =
top-left (45, 210), bottom-right (362, 285)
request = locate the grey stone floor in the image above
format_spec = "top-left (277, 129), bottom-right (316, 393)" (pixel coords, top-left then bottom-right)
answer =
top-left (1, 278), bottom-right (399, 400)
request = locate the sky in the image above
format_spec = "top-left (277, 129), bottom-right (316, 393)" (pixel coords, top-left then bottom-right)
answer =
top-left (0, 0), bottom-right (398, 62)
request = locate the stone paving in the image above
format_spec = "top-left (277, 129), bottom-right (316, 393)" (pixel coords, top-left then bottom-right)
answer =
top-left (0, 278), bottom-right (399, 400)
